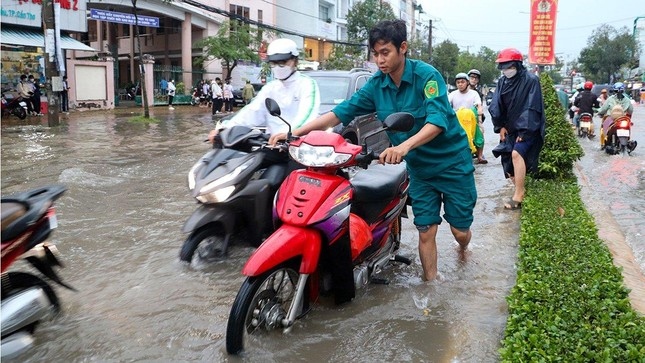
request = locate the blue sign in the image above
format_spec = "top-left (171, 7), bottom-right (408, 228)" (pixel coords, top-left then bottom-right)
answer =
top-left (89, 9), bottom-right (159, 28)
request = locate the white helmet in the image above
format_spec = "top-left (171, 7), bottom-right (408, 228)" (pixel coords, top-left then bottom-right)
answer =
top-left (267, 38), bottom-right (299, 62)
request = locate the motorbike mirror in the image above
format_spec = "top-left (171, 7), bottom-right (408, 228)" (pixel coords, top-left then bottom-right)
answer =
top-left (265, 98), bottom-right (281, 116)
top-left (383, 112), bottom-right (414, 132)
top-left (264, 98), bottom-right (292, 139)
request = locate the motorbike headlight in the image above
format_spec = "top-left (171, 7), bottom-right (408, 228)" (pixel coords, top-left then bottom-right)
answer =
top-left (289, 143), bottom-right (352, 167)
top-left (196, 185), bottom-right (235, 203)
top-left (196, 158), bottom-right (255, 202)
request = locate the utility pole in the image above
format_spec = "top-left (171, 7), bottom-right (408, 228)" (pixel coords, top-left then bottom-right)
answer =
top-left (428, 19), bottom-right (433, 62)
top-left (42, 0), bottom-right (60, 126)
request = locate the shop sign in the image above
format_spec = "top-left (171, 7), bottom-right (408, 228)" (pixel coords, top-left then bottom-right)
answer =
top-left (0, 0), bottom-right (87, 32)
top-left (89, 8), bottom-right (159, 28)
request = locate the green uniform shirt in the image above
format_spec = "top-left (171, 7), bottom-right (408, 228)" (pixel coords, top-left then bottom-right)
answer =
top-left (332, 58), bottom-right (473, 179)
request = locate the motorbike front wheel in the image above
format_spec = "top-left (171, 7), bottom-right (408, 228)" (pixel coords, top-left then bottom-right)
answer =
top-left (13, 107), bottom-right (27, 120)
top-left (226, 265), bottom-right (302, 355)
top-left (179, 226), bottom-right (227, 264)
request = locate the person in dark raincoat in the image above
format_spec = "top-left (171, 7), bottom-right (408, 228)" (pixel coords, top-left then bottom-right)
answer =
top-left (489, 48), bottom-right (545, 210)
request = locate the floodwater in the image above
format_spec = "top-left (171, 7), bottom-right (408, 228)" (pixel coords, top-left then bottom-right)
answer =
top-left (2, 106), bottom-right (522, 362)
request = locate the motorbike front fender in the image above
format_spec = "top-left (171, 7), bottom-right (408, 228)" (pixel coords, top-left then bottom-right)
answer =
top-left (182, 204), bottom-right (235, 235)
top-left (242, 225), bottom-right (321, 277)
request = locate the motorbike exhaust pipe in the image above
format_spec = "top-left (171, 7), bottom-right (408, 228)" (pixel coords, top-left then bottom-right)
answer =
top-left (1, 288), bottom-right (52, 337)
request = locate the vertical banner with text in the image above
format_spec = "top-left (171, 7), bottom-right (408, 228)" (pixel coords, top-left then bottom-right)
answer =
top-left (529, 0), bottom-right (558, 64)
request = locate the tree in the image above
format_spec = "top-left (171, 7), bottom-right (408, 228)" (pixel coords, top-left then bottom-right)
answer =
top-left (345, 0), bottom-right (396, 42)
top-left (131, 0), bottom-right (156, 118)
top-left (578, 25), bottom-right (638, 84)
top-left (196, 20), bottom-right (269, 80)
top-left (431, 40), bottom-right (460, 83)
top-left (323, 44), bottom-right (364, 70)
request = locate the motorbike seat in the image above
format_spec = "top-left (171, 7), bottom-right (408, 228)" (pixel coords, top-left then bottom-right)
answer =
top-left (351, 162), bottom-right (408, 203)
top-left (1, 202), bottom-right (26, 232)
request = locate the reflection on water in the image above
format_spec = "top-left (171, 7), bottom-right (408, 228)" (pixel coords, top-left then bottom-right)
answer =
top-left (2, 109), bottom-right (519, 362)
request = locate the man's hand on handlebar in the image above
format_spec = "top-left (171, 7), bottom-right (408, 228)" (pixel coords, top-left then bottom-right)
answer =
top-left (378, 145), bottom-right (408, 165)
top-left (268, 132), bottom-right (288, 146)
top-left (207, 129), bottom-right (220, 144)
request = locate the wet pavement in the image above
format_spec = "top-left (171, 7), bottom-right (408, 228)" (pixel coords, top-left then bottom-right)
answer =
top-left (0, 102), bottom-right (642, 362)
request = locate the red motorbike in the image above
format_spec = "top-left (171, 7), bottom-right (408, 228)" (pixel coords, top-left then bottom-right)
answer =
top-left (225, 98), bottom-right (414, 354)
top-left (1, 185), bottom-right (75, 359)
top-left (1, 91), bottom-right (28, 120)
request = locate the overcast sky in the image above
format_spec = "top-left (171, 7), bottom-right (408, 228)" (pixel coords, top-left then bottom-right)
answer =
top-left (419, 0), bottom-right (644, 62)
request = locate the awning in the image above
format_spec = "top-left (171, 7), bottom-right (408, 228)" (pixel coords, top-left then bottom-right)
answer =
top-left (1, 27), bottom-right (96, 52)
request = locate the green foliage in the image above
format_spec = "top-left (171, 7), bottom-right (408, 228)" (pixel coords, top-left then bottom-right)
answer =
top-left (579, 25), bottom-right (638, 84)
top-left (346, 0), bottom-right (396, 42)
top-left (175, 82), bottom-right (185, 95)
top-left (128, 115), bottom-right (160, 123)
top-left (500, 179), bottom-right (645, 362)
top-left (431, 40), bottom-right (460, 82)
top-left (456, 46), bottom-right (499, 85)
top-left (536, 73), bottom-right (584, 180)
top-left (407, 36), bottom-right (431, 63)
top-left (323, 44), bottom-right (364, 70)
top-left (196, 20), bottom-right (269, 79)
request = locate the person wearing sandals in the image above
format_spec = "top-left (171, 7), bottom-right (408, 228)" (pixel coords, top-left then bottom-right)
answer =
top-left (489, 48), bottom-right (545, 210)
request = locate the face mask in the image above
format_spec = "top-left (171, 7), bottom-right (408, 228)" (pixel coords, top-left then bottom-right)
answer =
top-left (272, 65), bottom-right (295, 80)
top-left (502, 68), bottom-right (517, 78)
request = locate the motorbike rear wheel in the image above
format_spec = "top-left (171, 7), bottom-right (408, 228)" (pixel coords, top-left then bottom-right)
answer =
top-left (179, 226), bottom-right (226, 264)
top-left (13, 107), bottom-right (27, 120)
top-left (226, 264), bottom-right (302, 355)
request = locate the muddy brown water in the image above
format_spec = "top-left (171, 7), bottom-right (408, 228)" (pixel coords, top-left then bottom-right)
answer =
top-left (1, 106), bottom-right (550, 362)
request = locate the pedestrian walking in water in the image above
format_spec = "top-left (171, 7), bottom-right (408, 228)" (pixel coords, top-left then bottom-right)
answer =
top-left (167, 79), bottom-right (176, 110)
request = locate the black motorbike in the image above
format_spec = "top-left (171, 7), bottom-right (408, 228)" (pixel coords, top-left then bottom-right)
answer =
top-left (179, 126), bottom-right (288, 264)
top-left (1, 185), bottom-right (75, 359)
top-left (1, 91), bottom-right (28, 120)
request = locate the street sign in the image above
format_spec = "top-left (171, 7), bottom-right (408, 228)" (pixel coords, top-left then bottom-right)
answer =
top-left (89, 9), bottom-right (159, 28)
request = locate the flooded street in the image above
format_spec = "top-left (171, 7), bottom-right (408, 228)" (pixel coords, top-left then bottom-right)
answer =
top-left (3, 106), bottom-right (523, 362)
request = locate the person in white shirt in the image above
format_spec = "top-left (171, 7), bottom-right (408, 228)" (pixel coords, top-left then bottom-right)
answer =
top-left (448, 72), bottom-right (487, 164)
top-left (223, 78), bottom-right (234, 112)
top-left (167, 80), bottom-right (176, 110)
top-left (211, 78), bottom-right (223, 115)
top-left (208, 38), bottom-right (320, 140)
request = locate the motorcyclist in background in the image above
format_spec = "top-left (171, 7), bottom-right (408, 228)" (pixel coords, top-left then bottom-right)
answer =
top-left (208, 38), bottom-right (320, 143)
top-left (569, 83), bottom-right (584, 125)
top-left (573, 81), bottom-right (599, 137)
top-left (597, 82), bottom-right (634, 150)
top-left (207, 38), bottom-right (320, 174)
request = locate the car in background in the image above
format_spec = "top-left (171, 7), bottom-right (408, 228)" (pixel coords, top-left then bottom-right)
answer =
top-left (590, 83), bottom-right (612, 97)
top-left (232, 83), bottom-right (266, 107)
top-left (305, 68), bottom-right (390, 155)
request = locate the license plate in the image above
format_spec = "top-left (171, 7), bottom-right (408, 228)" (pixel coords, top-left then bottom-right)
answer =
top-left (48, 209), bottom-right (58, 229)
top-left (19, 101), bottom-right (27, 107)
top-left (580, 121), bottom-right (591, 128)
top-left (617, 129), bottom-right (630, 137)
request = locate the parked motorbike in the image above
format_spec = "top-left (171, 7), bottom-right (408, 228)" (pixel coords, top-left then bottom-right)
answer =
top-left (225, 98), bottom-right (414, 355)
top-left (180, 125), bottom-right (288, 264)
top-left (1, 91), bottom-right (28, 120)
top-left (1, 185), bottom-right (75, 359)
top-left (604, 115), bottom-right (637, 155)
top-left (577, 112), bottom-right (593, 138)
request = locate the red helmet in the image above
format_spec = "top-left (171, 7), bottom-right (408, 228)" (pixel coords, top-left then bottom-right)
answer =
top-left (496, 48), bottom-right (523, 63)
top-left (584, 81), bottom-right (593, 90)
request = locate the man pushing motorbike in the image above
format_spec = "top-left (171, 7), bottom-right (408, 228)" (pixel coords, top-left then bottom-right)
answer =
top-left (269, 19), bottom-right (476, 282)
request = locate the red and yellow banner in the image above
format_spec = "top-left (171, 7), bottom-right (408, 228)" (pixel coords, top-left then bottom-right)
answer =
top-left (529, 0), bottom-right (558, 64)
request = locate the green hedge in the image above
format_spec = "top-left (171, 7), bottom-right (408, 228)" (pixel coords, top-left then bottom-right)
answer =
top-left (500, 179), bottom-right (645, 361)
